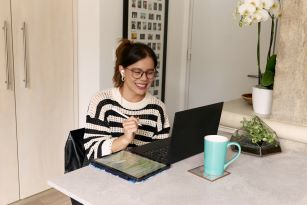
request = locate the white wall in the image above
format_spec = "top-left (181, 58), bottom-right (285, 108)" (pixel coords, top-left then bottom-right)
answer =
top-left (164, 0), bottom-right (190, 122)
top-left (99, 1), bottom-right (123, 90)
top-left (78, 0), bottom-right (101, 127)
top-left (186, 0), bottom-right (271, 108)
top-left (78, 0), bottom-right (188, 127)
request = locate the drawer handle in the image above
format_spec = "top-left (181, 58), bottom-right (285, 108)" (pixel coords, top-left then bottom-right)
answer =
top-left (21, 22), bottom-right (28, 88)
top-left (2, 21), bottom-right (9, 89)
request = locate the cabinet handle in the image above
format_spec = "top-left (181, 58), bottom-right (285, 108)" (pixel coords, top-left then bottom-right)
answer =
top-left (2, 21), bottom-right (10, 89)
top-left (21, 22), bottom-right (28, 88)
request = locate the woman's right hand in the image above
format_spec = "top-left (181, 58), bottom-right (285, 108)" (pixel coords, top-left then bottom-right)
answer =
top-left (122, 116), bottom-right (139, 144)
top-left (111, 116), bottom-right (139, 153)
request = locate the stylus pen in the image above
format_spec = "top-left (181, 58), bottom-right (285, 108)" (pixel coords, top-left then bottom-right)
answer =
top-left (111, 107), bottom-right (142, 126)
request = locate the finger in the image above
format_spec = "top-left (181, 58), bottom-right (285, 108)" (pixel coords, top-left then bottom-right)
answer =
top-left (123, 118), bottom-right (139, 127)
top-left (123, 124), bottom-right (138, 132)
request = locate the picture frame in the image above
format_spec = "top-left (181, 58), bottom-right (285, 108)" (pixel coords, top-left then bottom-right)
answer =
top-left (123, 0), bottom-right (169, 102)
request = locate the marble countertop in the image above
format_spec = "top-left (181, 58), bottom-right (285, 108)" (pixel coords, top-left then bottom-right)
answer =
top-left (49, 151), bottom-right (307, 205)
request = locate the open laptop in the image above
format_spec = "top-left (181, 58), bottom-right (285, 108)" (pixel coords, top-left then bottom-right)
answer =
top-left (91, 102), bottom-right (223, 182)
top-left (130, 102), bottom-right (224, 165)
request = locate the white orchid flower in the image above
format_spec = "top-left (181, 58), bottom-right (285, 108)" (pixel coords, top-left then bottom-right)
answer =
top-left (260, 0), bottom-right (274, 10)
top-left (238, 3), bottom-right (256, 16)
top-left (253, 9), bottom-right (270, 22)
top-left (244, 0), bottom-right (262, 7)
top-left (270, 0), bottom-right (281, 17)
top-left (241, 15), bottom-right (254, 26)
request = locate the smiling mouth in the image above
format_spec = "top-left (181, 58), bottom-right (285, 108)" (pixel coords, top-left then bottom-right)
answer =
top-left (135, 83), bottom-right (147, 90)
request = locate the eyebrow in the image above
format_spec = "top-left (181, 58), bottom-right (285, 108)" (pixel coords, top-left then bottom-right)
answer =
top-left (129, 67), bottom-right (156, 71)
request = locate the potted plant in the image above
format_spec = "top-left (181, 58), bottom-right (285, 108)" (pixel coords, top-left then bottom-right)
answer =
top-left (231, 116), bottom-right (281, 156)
top-left (236, 0), bottom-right (281, 115)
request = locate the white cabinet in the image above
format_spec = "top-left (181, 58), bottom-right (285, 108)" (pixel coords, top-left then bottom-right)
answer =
top-left (0, 0), bottom-right (75, 204)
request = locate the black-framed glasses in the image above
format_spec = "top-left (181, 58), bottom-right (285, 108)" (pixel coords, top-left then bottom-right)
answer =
top-left (125, 67), bottom-right (158, 80)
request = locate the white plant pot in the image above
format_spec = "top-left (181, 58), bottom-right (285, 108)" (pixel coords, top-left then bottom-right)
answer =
top-left (252, 86), bottom-right (273, 116)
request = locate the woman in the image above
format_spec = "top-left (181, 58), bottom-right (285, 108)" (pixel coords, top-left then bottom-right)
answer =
top-left (84, 39), bottom-right (170, 160)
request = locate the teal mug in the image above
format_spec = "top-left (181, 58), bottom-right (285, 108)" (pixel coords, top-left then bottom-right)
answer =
top-left (204, 135), bottom-right (241, 176)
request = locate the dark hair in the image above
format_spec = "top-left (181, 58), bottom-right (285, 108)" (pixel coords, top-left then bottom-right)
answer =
top-left (113, 39), bottom-right (157, 87)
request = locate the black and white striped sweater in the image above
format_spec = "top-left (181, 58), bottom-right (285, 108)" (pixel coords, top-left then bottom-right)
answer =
top-left (84, 88), bottom-right (170, 159)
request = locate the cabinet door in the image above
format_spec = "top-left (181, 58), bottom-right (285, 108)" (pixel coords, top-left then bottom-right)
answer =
top-left (0, 0), bottom-right (20, 204)
top-left (11, 0), bottom-right (74, 198)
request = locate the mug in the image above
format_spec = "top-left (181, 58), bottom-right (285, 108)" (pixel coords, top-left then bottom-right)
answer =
top-left (204, 135), bottom-right (241, 176)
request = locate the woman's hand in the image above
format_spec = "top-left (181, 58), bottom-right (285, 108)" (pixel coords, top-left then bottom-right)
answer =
top-left (111, 116), bottom-right (140, 153)
top-left (122, 116), bottom-right (139, 143)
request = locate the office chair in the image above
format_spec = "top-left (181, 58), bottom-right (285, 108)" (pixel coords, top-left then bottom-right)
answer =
top-left (64, 128), bottom-right (89, 205)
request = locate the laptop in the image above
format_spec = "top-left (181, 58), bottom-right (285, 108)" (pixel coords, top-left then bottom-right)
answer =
top-left (130, 102), bottom-right (224, 165)
top-left (91, 102), bottom-right (223, 182)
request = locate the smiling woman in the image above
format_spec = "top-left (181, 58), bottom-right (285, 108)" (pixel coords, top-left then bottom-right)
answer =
top-left (83, 39), bottom-right (170, 161)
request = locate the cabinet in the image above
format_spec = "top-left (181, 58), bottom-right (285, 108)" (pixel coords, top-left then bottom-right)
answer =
top-left (0, 0), bottom-right (75, 204)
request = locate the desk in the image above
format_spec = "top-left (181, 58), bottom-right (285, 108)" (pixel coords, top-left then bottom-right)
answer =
top-left (48, 151), bottom-right (307, 205)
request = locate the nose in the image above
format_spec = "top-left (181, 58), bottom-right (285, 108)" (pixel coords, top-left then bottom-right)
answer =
top-left (140, 72), bottom-right (149, 80)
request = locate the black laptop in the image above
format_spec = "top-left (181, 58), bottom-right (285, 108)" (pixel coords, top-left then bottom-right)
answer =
top-left (91, 102), bottom-right (223, 182)
top-left (130, 102), bottom-right (224, 165)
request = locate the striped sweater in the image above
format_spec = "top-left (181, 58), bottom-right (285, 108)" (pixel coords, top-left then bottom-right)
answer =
top-left (84, 88), bottom-right (170, 159)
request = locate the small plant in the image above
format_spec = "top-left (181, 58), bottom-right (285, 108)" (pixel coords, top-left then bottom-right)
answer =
top-left (241, 116), bottom-right (277, 145)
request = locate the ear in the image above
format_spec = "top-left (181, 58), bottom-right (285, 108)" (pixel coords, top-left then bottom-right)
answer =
top-left (119, 65), bottom-right (125, 75)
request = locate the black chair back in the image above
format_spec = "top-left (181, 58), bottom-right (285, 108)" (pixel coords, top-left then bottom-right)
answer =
top-left (64, 128), bottom-right (87, 173)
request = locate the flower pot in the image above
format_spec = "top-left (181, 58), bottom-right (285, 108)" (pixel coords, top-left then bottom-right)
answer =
top-left (252, 86), bottom-right (273, 116)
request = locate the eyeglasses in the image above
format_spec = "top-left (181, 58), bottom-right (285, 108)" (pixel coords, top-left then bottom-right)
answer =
top-left (125, 67), bottom-right (158, 80)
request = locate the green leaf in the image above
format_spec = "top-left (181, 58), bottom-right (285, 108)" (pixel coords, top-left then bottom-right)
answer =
top-left (266, 54), bottom-right (277, 72)
top-left (261, 70), bottom-right (274, 87)
top-left (261, 55), bottom-right (276, 87)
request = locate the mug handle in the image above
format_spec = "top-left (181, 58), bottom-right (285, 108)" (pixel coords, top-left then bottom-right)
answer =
top-left (224, 142), bottom-right (241, 170)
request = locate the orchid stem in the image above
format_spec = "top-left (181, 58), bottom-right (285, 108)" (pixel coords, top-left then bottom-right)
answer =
top-left (267, 17), bottom-right (275, 60)
top-left (257, 22), bottom-right (261, 85)
top-left (273, 18), bottom-right (278, 54)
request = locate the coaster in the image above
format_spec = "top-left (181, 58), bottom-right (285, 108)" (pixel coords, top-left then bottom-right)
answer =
top-left (188, 165), bottom-right (230, 182)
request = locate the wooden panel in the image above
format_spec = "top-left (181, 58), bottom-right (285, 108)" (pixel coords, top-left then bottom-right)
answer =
top-left (0, 0), bottom-right (20, 204)
top-left (11, 0), bottom-right (74, 198)
top-left (11, 189), bottom-right (70, 205)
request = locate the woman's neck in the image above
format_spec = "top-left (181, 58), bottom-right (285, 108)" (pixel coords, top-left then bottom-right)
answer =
top-left (119, 87), bottom-right (145, 103)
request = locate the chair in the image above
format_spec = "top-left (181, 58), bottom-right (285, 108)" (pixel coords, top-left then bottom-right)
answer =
top-left (64, 128), bottom-right (89, 205)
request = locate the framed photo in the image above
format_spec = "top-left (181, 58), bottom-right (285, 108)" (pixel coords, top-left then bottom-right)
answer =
top-left (123, 0), bottom-right (169, 102)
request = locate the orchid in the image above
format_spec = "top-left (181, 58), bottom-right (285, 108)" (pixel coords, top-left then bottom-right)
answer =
top-left (236, 0), bottom-right (281, 88)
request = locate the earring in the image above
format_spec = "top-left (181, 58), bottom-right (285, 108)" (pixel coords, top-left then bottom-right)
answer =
top-left (121, 73), bottom-right (125, 82)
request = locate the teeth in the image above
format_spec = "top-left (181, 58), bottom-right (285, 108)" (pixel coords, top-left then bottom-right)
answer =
top-left (136, 84), bottom-right (146, 88)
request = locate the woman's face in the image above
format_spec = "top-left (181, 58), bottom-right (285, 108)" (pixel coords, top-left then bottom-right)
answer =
top-left (120, 56), bottom-right (156, 101)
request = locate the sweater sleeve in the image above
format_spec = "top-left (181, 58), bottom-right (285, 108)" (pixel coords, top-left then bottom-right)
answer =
top-left (152, 103), bottom-right (171, 140)
top-left (84, 93), bottom-right (113, 159)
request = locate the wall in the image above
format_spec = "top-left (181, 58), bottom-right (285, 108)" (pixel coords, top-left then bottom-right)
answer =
top-left (186, 0), bottom-right (271, 109)
top-left (272, 0), bottom-right (307, 126)
top-left (78, 0), bottom-right (101, 127)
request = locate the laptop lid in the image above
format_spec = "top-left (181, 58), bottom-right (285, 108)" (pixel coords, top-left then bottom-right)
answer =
top-left (167, 102), bottom-right (224, 164)
top-left (131, 102), bottom-right (224, 164)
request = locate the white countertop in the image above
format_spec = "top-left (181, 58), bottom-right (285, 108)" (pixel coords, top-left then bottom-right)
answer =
top-left (49, 151), bottom-right (307, 205)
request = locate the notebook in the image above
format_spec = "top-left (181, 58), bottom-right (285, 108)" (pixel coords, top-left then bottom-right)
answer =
top-left (91, 102), bottom-right (224, 182)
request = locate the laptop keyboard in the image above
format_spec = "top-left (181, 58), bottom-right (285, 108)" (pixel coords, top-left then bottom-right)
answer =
top-left (142, 146), bottom-right (169, 163)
